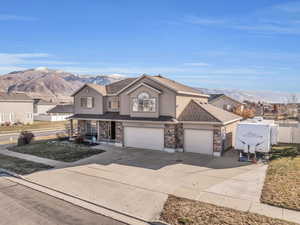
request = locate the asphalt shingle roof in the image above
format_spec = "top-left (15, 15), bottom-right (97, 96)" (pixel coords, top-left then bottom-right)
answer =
top-left (179, 99), bottom-right (241, 124)
top-left (47, 104), bottom-right (74, 114)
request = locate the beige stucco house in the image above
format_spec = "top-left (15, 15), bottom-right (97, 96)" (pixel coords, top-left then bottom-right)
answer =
top-left (209, 94), bottom-right (244, 114)
top-left (69, 75), bottom-right (241, 156)
top-left (0, 92), bottom-right (34, 125)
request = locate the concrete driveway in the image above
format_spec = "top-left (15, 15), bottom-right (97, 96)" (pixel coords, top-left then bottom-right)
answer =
top-left (24, 146), bottom-right (265, 222)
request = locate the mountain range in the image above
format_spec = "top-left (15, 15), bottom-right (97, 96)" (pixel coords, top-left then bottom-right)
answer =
top-left (0, 67), bottom-right (298, 103)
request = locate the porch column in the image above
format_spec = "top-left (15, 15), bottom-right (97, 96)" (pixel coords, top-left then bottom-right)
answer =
top-left (97, 121), bottom-right (100, 141)
top-left (69, 119), bottom-right (74, 137)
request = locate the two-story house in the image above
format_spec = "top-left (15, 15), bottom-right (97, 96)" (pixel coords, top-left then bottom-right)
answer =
top-left (69, 75), bottom-right (241, 156)
top-left (0, 92), bottom-right (34, 125)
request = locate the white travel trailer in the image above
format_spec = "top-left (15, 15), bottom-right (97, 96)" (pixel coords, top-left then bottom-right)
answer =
top-left (235, 119), bottom-right (279, 155)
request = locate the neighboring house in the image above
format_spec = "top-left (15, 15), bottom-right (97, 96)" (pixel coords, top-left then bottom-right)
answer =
top-left (35, 104), bottom-right (74, 121)
top-left (69, 75), bottom-right (241, 156)
top-left (208, 94), bottom-right (244, 114)
top-left (0, 92), bottom-right (34, 125)
top-left (47, 104), bottom-right (74, 121)
top-left (33, 99), bottom-right (56, 115)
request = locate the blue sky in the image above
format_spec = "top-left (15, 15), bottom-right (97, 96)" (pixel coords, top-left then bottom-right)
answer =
top-left (1, 0), bottom-right (300, 92)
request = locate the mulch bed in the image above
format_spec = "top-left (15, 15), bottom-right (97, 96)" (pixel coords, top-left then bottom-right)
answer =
top-left (261, 156), bottom-right (300, 211)
top-left (160, 195), bottom-right (297, 225)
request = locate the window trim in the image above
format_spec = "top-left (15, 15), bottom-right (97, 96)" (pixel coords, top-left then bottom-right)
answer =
top-left (80, 97), bottom-right (94, 109)
top-left (132, 92), bottom-right (157, 113)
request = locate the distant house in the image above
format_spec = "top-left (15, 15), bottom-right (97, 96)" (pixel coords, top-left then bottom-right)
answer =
top-left (208, 94), bottom-right (244, 114)
top-left (33, 99), bottom-right (56, 115)
top-left (34, 104), bottom-right (74, 122)
top-left (0, 92), bottom-right (34, 125)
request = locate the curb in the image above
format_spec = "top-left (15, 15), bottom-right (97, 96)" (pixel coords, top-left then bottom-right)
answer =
top-left (4, 176), bottom-right (152, 225)
top-left (0, 168), bottom-right (24, 179)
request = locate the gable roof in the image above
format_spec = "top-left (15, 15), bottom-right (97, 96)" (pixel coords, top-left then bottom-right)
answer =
top-left (115, 75), bottom-right (209, 97)
top-left (106, 78), bottom-right (137, 95)
top-left (179, 99), bottom-right (241, 124)
top-left (125, 82), bottom-right (162, 95)
top-left (71, 83), bottom-right (107, 96)
top-left (34, 99), bottom-right (56, 105)
top-left (150, 75), bottom-right (208, 96)
top-left (71, 75), bottom-right (209, 98)
top-left (47, 104), bottom-right (74, 114)
top-left (0, 92), bottom-right (33, 102)
top-left (208, 94), bottom-right (242, 105)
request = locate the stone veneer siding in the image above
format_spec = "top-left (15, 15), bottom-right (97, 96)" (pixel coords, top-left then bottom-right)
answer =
top-left (78, 120), bottom-right (86, 135)
top-left (164, 124), bottom-right (177, 149)
top-left (213, 126), bottom-right (222, 153)
top-left (164, 124), bottom-right (184, 149)
top-left (116, 122), bottom-right (123, 144)
top-left (98, 121), bottom-right (110, 140)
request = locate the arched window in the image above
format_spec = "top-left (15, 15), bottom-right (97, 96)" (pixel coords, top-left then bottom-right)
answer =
top-left (132, 92), bottom-right (156, 112)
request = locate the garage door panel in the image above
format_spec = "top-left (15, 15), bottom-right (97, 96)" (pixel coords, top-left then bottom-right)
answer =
top-left (124, 127), bottom-right (164, 150)
top-left (184, 129), bottom-right (213, 154)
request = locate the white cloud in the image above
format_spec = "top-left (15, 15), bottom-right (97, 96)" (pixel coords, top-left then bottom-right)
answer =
top-left (0, 14), bottom-right (37, 21)
top-left (0, 53), bottom-right (50, 65)
top-left (183, 62), bottom-right (210, 66)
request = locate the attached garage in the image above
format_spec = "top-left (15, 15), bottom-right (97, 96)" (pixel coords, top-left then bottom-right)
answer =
top-left (184, 129), bottom-right (213, 155)
top-left (124, 127), bottom-right (164, 150)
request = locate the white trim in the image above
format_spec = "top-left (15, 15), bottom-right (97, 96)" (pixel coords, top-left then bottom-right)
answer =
top-left (114, 143), bottom-right (123, 147)
top-left (177, 91), bottom-right (209, 97)
top-left (126, 83), bottom-right (162, 95)
top-left (222, 118), bottom-right (242, 125)
top-left (164, 148), bottom-right (176, 153)
top-left (181, 121), bottom-right (222, 125)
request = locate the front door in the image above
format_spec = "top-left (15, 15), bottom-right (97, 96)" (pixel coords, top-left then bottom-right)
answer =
top-left (110, 121), bottom-right (116, 140)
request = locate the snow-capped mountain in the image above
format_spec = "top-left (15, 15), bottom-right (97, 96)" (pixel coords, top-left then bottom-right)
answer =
top-left (0, 68), bottom-right (127, 102)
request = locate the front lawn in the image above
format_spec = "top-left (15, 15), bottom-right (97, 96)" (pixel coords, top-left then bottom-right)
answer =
top-left (8, 141), bottom-right (105, 162)
top-left (261, 154), bottom-right (300, 211)
top-left (0, 154), bottom-right (53, 175)
top-left (160, 195), bottom-right (297, 225)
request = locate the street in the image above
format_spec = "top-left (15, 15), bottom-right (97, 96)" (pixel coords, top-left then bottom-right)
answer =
top-left (0, 176), bottom-right (127, 225)
top-left (0, 130), bottom-right (63, 143)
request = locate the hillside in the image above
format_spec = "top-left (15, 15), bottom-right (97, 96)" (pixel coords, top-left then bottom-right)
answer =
top-left (0, 67), bottom-right (126, 103)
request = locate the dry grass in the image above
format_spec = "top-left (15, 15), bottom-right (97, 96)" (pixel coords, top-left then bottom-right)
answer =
top-left (8, 141), bottom-right (105, 162)
top-left (261, 156), bottom-right (300, 211)
top-left (0, 121), bottom-right (67, 134)
top-left (160, 195), bottom-right (297, 225)
top-left (0, 154), bottom-right (52, 175)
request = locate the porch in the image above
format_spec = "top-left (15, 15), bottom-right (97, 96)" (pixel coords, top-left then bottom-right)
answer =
top-left (68, 119), bottom-right (123, 146)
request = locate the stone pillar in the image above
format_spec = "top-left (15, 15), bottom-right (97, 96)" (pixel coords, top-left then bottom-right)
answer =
top-left (176, 123), bottom-right (184, 151)
top-left (164, 124), bottom-right (177, 153)
top-left (213, 126), bottom-right (222, 157)
top-left (98, 121), bottom-right (110, 140)
top-left (115, 122), bottom-right (123, 146)
top-left (78, 120), bottom-right (86, 136)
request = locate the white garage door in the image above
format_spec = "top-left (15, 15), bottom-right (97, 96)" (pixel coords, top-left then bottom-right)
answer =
top-left (124, 127), bottom-right (164, 150)
top-left (184, 129), bottom-right (213, 154)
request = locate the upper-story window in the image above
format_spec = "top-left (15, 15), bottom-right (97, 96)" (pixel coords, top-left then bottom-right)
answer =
top-left (81, 97), bottom-right (94, 108)
top-left (132, 92), bottom-right (156, 112)
top-left (108, 100), bottom-right (119, 110)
